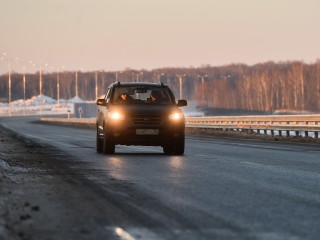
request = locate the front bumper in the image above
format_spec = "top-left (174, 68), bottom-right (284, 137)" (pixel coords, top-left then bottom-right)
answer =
top-left (104, 121), bottom-right (185, 146)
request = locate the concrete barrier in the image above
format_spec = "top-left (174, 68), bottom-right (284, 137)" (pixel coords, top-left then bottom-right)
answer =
top-left (40, 118), bottom-right (96, 128)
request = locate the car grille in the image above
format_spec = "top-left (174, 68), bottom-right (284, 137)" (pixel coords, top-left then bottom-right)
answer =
top-left (131, 114), bottom-right (163, 125)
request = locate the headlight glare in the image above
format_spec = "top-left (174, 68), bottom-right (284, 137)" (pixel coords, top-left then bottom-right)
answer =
top-left (108, 111), bottom-right (125, 120)
top-left (169, 112), bottom-right (183, 121)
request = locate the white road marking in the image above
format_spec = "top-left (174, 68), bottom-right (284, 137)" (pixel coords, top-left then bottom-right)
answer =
top-left (111, 227), bottom-right (161, 240)
top-left (115, 227), bottom-right (135, 240)
top-left (241, 161), bottom-right (264, 167)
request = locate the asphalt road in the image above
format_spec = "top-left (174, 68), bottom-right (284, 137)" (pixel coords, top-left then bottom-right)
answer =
top-left (1, 117), bottom-right (320, 240)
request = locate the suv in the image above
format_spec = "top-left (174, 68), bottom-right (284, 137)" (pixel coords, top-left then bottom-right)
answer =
top-left (96, 82), bottom-right (187, 154)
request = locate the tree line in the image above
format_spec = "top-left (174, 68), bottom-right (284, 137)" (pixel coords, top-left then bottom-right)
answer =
top-left (1, 60), bottom-right (320, 113)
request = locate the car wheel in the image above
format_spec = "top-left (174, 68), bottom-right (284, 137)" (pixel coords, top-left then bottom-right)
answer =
top-left (174, 136), bottom-right (185, 155)
top-left (96, 128), bottom-right (103, 153)
top-left (103, 129), bottom-right (115, 154)
top-left (163, 145), bottom-right (173, 155)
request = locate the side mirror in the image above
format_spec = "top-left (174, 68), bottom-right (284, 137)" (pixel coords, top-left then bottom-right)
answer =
top-left (177, 99), bottom-right (187, 107)
top-left (96, 99), bottom-right (108, 106)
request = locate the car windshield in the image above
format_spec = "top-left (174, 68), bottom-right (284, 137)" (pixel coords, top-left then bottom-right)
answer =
top-left (112, 86), bottom-right (173, 105)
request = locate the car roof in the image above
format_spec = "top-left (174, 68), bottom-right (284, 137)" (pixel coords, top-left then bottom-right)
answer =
top-left (110, 82), bottom-right (167, 88)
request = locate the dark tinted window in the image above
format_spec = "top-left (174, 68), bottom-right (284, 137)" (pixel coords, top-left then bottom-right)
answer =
top-left (112, 86), bottom-right (173, 105)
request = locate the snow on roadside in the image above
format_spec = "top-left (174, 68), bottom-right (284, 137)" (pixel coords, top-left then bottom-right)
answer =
top-left (181, 100), bottom-right (205, 117)
top-left (0, 95), bottom-right (81, 116)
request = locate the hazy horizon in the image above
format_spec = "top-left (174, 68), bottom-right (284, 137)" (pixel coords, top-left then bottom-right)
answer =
top-left (1, 0), bottom-right (320, 73)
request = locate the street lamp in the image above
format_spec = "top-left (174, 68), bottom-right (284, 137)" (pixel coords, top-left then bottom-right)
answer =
top-left (8, 61), bottom-right (11, 116)
top-left (39, 63), bottom-right (52, 114)
top-left (116, 71), bottom-right (122, 82)
top-left (14, 57), bottom-right (27, 115)
top-left (115, 72), bottom-right (118, 82)
top-left (198, 74), bottom-right (208, 107)
top-left (75, 71), bottom-right (78, 99)
top-left (95, 71), bottom-right (98, 100)
top-left (154, 73), bottom-right (164, 83)
top-left (22, 64), bottom-right (26, 114)
top-left (176, 74), bottom-right (186, 99)
top-left (1, 53), bottom-right (12, 116)
top-left (136, 72), bottom-right (143, 82)
top-left (56, 67), bottom-right (61, 111)
top-left (28, 60), bottom-right (37, 110)
top-left (39, 64), bottom-right (43, 114)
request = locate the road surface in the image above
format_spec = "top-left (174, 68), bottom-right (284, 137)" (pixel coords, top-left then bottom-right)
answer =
top-left (1, 117), bottom-right (320, 240)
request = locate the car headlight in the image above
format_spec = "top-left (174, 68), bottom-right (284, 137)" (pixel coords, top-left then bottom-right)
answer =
top-left (168, 112), bottom-right (183, 121)
top-left (108, 111), bottom-right (125, 120)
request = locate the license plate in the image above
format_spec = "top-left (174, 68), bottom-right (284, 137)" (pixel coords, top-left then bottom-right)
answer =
top-left (136, 129), bottom-right (159, 135)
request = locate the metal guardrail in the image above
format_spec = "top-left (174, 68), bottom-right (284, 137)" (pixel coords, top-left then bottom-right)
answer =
top-left (41, 114), bottom-right (320, 138)
top-left (186, 115), bottom-right (320, 138)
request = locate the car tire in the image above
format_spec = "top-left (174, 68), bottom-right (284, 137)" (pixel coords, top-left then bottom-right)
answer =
top-left (103, 129), bottom-right (115, 154)
top-left (163, 145), bottom-right (173, 155)
top-left (174, 136), bottom-right (185, 155)
top-left (96, 128), bottom-right (103, 153)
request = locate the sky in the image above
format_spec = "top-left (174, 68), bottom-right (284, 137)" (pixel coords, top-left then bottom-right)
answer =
top-left (1, 0), bottom-right (320, 73)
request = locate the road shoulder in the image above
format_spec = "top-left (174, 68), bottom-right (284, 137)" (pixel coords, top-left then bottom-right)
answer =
top-left (0, 126), bottom-right (119, 240)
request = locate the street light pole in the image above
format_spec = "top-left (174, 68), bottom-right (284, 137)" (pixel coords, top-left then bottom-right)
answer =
top-left (134, 72), bottom-right (143, 82)
top-left (57, 69), bottom-right (60, 111)
top-left (23, 64), bottom-right (26, 115)
top-left (198, 74), bottom-right (208, 107)
top-left (176, 74), bottom-right (186, 99)
top-left (115, 71), bottom-right (123, 83)
top-left (317, 60), bottom-right (320, 110)
top-left (95, 71), bottom-right (98, 100)
top-left (14, 57), bottom-right (27, 115)
top-left (75, 71), bottom-right (78, 98)
top-left (118, 71), bottom-right (122, 82)
top-left (202, 76), bottom-right (204, 106)
top-left (39, 65), bottom-right (42, 114)
top-left (8, 61), bottom-right (12, 116)
top-left (179, 76), bottom-right (182, 99)
top-left (1, 53), bottom-right (12, 116)
top-left (139, 72), bottom-right (143, 82)
top-left (155, 73), bottom-right (164, 83)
